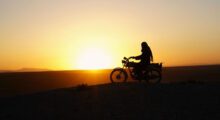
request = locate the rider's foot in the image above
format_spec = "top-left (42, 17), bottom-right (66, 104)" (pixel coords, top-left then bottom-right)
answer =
top-left (136, 75), bottom-right (143, 81)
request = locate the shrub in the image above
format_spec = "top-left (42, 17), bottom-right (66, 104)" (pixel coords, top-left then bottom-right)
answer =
top-left (75, 83), bottom-right (88, 91)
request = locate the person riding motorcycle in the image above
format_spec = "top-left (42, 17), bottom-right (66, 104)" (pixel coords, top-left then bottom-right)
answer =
top-left (129, 41), bottom-right (153, 79)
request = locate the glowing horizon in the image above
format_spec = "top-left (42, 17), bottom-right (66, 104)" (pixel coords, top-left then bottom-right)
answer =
top-left (0, 0), bottom-right (219, 70)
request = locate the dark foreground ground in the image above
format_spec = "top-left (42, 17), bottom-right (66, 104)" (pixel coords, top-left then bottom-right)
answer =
top-left (1, 65), bottom-right (220, 97)
top-left (1, 83), bottom-right (220, 120)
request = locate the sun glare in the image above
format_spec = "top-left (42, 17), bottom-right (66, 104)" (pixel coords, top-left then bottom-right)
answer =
top-left (76, 48), bottom-right (112, 70)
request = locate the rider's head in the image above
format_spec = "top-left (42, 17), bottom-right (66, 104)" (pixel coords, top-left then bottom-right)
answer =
top-left (141, 41), bottom-right (148, 48)
top-left (141, 41), bottom-right (148, 52)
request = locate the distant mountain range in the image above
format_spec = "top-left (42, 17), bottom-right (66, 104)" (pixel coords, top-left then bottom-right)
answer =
top-left (0, 68), bottom-right (51, 73)
top-left (0, 70), bottom-right (12, 73)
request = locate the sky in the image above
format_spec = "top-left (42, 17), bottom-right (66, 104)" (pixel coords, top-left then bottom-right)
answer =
top-left (0, 0), bottom-right (219, 70)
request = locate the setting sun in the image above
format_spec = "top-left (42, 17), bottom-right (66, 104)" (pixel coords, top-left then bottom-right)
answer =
top-left (76, 48), bottom-right (113, 70)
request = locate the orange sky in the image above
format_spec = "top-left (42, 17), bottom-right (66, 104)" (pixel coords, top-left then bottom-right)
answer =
top-left (0, 0), bottom-right (220, 70)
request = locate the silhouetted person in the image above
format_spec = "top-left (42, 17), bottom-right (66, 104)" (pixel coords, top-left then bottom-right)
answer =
top-left (129, 41), bottom-right (153, 79)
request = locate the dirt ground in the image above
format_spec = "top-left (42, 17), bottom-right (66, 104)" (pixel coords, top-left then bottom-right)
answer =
top-left (1, 65), bottom-right (220, 97)
top-left (1, 82), bottom-right (220, 120)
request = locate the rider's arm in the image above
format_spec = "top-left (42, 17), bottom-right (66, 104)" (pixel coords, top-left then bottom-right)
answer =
top-left (131, 55), bottom-right (142, 60)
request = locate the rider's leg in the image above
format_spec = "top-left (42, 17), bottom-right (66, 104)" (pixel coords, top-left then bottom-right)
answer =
top-left (138, 63), bottom-right (150, 80)
top-left (131, 63), bottom-right (139, 77)
top-left (135, 64), bottom-right (143, 80)
top-left (142, 63), bottom-right (150, 80)
top-left (129, 62), bottom-right (143, 80)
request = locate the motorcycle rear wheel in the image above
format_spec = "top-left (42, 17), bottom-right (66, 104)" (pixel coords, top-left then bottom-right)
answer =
top-left (145, 69), bottom-right (161, 84)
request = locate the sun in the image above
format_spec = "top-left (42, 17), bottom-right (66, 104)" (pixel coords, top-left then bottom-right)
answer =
top-left (76, 48), bottom-right (112, 70)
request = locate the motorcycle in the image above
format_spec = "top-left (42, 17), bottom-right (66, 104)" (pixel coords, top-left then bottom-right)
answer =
top-left (110, 57), bottom-right (162, 84)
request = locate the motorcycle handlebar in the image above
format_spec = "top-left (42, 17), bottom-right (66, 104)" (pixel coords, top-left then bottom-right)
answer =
top-left (125, 57), bottom-right (134, 59)
top-left (123, 57), bottom-right (133, 61)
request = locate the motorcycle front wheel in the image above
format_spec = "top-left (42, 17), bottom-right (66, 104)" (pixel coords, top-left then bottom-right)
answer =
top-left (110, 68), bottom-right (128, 83)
